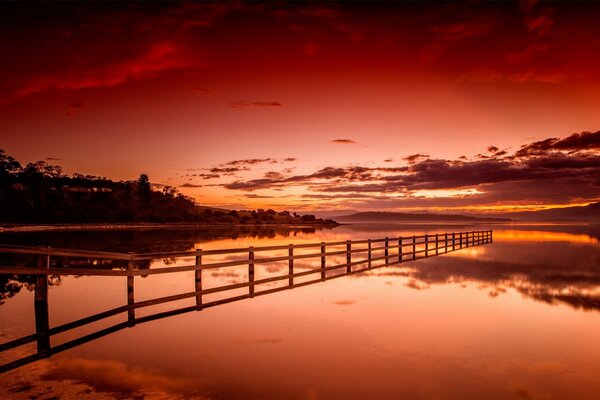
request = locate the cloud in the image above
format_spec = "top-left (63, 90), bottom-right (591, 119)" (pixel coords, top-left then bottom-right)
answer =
top-left (430, 18), bottom-right (496, 41)
top-left (42, 357), bottom-right (205, 398)
top-left (264, 171), bottom-right (285, 180)
top-left (223, 158), bottom-right (275, 167)
top-left (12, 42), bottom-right (192, 101)
top-left (331, 139), bottom-right (356, 144)
top-left (403, 153), bottom-right (429, 164)
top-left (515, 130), bottom-right (600, 156)
top-left (209, 167), bottom-right (245, 175)
top-left (229, 101), bottom-right (283, 109)
top-left (192, 87), bottom-right (215, 96)
top-left (219, 130), bottom-right (600, 207)
top-left (179, 183), bottom-right (203, 188)
top-left (244, 194), bottom-right (275, 199)
top-left (331, 300), bottom-right (356, 305)
top-left (45, 157), bottom-right (61, 161)
top-left (284, 157), bottom-right (297, 162)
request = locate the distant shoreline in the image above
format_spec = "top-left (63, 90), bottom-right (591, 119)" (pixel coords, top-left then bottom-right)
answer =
top-left (0, 222), bottom-right (340, 233)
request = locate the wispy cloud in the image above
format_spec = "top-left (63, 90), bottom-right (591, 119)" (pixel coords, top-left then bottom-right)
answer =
top-left (331, 139), bottom-right (356, 144)
top-left (229, 101), bottom-right (283, 109)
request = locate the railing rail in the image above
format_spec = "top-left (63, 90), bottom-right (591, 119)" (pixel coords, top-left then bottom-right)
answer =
top-left (0, 229), bottom-right (492, 373)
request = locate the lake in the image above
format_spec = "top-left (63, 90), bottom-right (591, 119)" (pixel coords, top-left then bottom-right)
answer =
top-left (1, 222), bottom-right (600, 399)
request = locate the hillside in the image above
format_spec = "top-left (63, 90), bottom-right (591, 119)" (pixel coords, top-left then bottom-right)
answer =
top-left (336, 211), bottom-right (510, 222)
top-left (507, 202), bottom-right (600, 222)
top-left (0, 150), bottom-right (336, 226)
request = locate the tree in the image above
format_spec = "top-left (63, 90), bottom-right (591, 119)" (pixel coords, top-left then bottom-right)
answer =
top-left (138, 174), bottom-right (151, 204)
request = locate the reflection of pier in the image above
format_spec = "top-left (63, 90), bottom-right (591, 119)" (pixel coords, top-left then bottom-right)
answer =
top-left (0, 230), bottom-right (492, 373)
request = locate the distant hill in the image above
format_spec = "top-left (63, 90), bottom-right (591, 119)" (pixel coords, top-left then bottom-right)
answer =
top-left (507, 202), bottom-right (600, 222)
top-left (336, 211), bottom-right (510, 222)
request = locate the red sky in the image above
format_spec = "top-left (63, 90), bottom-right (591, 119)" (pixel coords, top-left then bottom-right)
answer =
top-left (1, 1), bottom-right (599, 213)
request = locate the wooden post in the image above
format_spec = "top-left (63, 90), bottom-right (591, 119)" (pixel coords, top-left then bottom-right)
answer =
top-left (490, 230), bottom-right (493, 243)
top-left (425, 234), bottom-right (429, 257)
top-left (249, 246), bottom-right (255, 297)
top-left (346, 240), bottom-right (351, 273)
top-left (195, 249), bottom-right (202, 309)
top-left (34, 254), bottom-right (50, 357)
top-left (412, 236), bottom-right (416, 260)
top-left (288, 244), bottom-right (294, 286)
top-left (398, 237), bottom-right (403, 263)
top-left (435, 233), bottom-right (439, 255)
top-left (384, 237), bottom-right (389, 265)
top-left (460, 232), bottom-right (463, 248)
top-left (368, 239), bottom-right (372, 269)
top-left (452, 232), bottom-right (456, 251)
top-left (127, 254), bottom-right (135, 325)
top-left (444, 233), bottom-right (448, 253)
top-left (321, 242), bottom-right (326, 280)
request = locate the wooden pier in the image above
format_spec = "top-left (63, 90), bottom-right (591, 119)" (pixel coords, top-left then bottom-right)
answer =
top-left (0, 229), bottom-right (492, 373)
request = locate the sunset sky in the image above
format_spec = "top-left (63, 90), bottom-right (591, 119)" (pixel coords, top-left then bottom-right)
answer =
top-left (1, 1), bottom-right (599, 213)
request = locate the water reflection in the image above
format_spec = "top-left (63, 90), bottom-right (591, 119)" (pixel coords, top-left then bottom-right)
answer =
top-left (1, 223), bottom-right (600, 399)
top-left (1, 231), bottom-right (489, 373)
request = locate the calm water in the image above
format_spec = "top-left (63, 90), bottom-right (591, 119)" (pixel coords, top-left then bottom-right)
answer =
top-left (1, 223), bottom-right (600, 399)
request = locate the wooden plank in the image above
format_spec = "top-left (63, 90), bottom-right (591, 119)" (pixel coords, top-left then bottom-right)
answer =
top-left (444, 233), bottom-right (448, 253)
top-left (346, 240), bottom-right (351, 273)
top-left (412, 236), bottom-right (416, 260)
top-left (384, 237), bottom-right (389, 265)
top-left (0, 333), bottom-right (38, 352)
top-left (248, 247), bottom-right (255, 297)
top-left (321, 242), bottom-right (326, 280)
top-left (288, 244), bottom-right (294, 286)
top-left (34, 254), bottom-right (50, 357)
top-left (195, 249), bottom-right (202, 309)
top-left (398, 237), bottom-right (403, 263)
top-left (368, 239), bottom-right (372, 269)
top-left (49, 305), bottom-right (128, 336)
top-left (127, 256), bottom-right (135, 325)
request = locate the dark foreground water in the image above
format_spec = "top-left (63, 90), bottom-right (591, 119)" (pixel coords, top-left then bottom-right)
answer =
top-left (1, 222), bottom-right (599, 399)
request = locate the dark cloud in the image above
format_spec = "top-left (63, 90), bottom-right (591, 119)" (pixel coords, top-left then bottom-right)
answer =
top-left (264, 171), bottom-right (285, 180)
top-left (283, 157), bottom-right (297, 162)
top-left (516, 130), bottom-right (600, 157)
top-left (198, 173), bottom-right (219, 180)
top-left (45, 157), bottom-right (61, 161)
top-left (179, 183), bottom-right (203, 188)
top-left (244, 194), bottom-right (275, 199)
top-left (219, 130), bottom-right (600, 206)
top-left (223, 158), bottom-right (274, 167)
top-left (487, 145), bottom-right (499, 153)
top-left (330, 139), bottom-right (356, 144)
top-left (403, 153), bottom-right (429, 163)
top-left (229, 101), bottom-right (283, 109)
top-left (209, 167), bottom-right (244, 175)
top-left (331, 139), bottom-right (356, 144)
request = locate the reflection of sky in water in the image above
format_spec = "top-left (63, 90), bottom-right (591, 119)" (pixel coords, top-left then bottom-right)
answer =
top-left (1, 223), bottom-right (600, 399)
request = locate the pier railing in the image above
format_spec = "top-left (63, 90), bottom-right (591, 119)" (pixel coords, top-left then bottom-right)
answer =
top-left (0, 229), bottom-right (492, 373)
